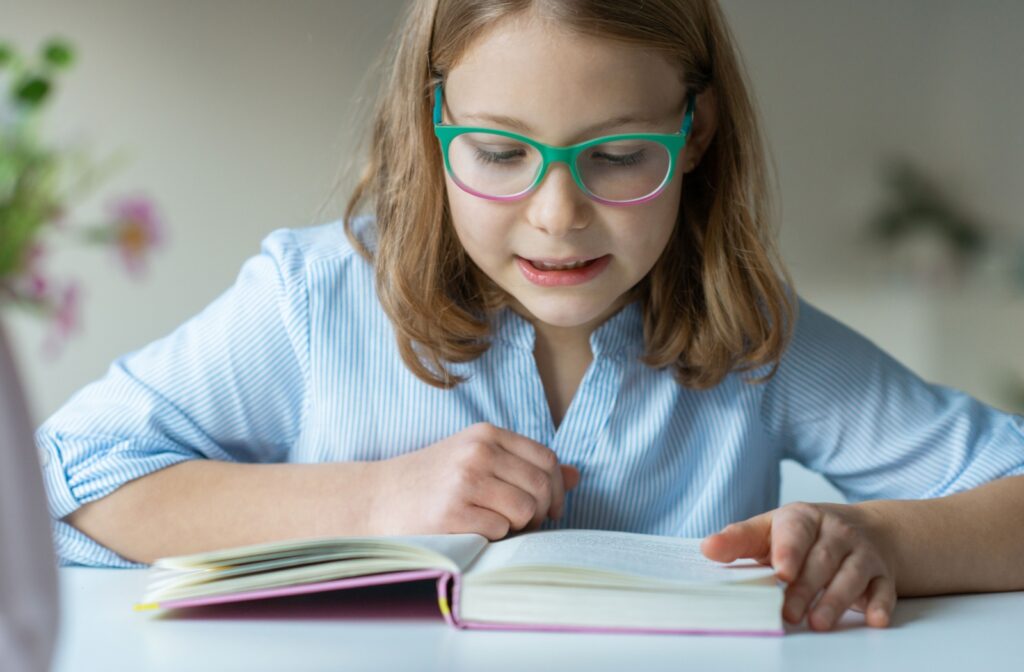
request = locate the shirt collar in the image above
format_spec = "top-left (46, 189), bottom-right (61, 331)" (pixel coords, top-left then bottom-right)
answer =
top-left (492, 301), bottom-right (644, 361)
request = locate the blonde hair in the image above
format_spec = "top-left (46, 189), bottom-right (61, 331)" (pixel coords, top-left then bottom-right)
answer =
top-left (336, 0), bottom-right (796, 389)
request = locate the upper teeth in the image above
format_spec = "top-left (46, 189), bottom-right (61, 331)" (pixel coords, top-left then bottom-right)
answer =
top-left (533, 259), bottom-right (590, 271)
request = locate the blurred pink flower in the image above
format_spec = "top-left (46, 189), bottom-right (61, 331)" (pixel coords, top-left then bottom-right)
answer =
top-left (108, 196), bottom-right (164, 278)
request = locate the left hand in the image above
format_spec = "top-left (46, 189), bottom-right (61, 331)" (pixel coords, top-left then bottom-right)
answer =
top-left (700, 502), bottom-right (897, 631)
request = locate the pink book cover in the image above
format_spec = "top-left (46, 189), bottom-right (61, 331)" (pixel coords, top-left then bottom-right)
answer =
top-left (135, 569), bottom-right (784, 637)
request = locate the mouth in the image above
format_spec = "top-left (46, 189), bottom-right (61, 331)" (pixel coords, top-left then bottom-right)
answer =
top-left (520, 256), bottom-right (603, 271)
top-left (514, 254), bottom-right (612, 287)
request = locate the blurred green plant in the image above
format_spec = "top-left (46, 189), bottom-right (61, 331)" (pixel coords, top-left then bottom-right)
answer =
top-left (866, 157), bottom-right (1024, 294)
top-left (867, 158), bottom-right (987, 268)
top-left (0, 37), bottom-right (165, 356)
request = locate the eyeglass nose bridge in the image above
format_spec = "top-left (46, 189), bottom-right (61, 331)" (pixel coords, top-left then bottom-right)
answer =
top-left (524, 144), bottom-right (590, 198)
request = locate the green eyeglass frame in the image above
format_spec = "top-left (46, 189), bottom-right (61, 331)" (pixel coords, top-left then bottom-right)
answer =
top-left (432, 83), bottom-right (696, 206)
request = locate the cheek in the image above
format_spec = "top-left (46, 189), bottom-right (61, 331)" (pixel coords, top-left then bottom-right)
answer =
top-left (611, 192), bottom-right (681, 273)
top-left (444, 177), bottom-right (512, 264)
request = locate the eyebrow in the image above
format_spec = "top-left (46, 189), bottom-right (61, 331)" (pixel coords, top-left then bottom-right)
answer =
top-left (457, 112), bottom-right (657, 136)
top-left (450, 96), bottom-right (689, 139)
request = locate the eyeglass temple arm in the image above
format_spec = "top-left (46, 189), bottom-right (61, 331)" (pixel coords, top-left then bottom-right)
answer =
top-left (433, 83), bottom-right (443, 125)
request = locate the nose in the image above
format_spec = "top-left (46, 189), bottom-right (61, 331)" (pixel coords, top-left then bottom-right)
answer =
top-left (525, 161), bottom-right (590, 237)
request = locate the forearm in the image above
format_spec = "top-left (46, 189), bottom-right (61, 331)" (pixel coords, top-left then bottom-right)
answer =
top-left (858, 475), bottom-right (1024, 597)
top-left (64, 459), bottom-right (378, 564)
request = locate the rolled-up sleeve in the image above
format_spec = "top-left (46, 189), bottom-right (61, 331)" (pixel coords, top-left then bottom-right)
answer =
top-left (761, 297), bottom-right (1024, 503)
top-left (35, 228), bottom-right (311, 566)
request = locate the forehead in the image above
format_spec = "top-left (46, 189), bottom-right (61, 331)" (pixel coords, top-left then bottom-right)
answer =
top-left (444, 15), bottom-right (686, 142)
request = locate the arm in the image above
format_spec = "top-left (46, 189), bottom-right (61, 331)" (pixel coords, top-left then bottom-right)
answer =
top-left (65, 460), bottom-right (377, 564)
top-left (860, 474), bottom-right (1024, 596)
top-left (67, 424), bottom-right (582, 564)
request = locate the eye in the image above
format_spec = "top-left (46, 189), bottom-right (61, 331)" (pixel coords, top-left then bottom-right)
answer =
top-left (474, 147), bottom-right (527, 164)
top-left (591, 149), bottom-right (647, 167)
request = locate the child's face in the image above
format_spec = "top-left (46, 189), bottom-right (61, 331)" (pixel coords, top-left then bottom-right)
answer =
top-left (442, 15), bottom-right (691, 335)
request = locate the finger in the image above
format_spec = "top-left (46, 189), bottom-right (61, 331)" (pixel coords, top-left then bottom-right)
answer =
top-left (808, 553), bottom-right (877, 631)
top-left (455, 505), bottom-right (511, 541)
top-left (782, 537), bottom-right (852, 624)
top-left (561, 464), bottom-right (580, 491)
top-left (551, 465), bottom-right (580, 520)
top-left (700, 510), bottom-right (774, 564)
top-left (767, 504), bottom-right (823, 583)
top-left (862, 575), bottom-right (896, 628)
top-left (472, 474), bottom-right (538, 532)
top-left (490, 449), bottom-right (554, 527)
top-left (490, 426), bottom-right (566, 519)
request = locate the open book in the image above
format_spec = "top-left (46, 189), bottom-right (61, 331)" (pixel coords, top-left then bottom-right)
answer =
top-left (136, 528), bottom-right (784, 636)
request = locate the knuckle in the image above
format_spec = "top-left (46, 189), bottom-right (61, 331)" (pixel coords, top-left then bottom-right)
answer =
top-left (812, 543), bottom-right (840, 568)
top-left (474, 422), bottom-right (499, 439)
top-left (527, 467), bottom-right (551, 495)
top-left (788, 501), bottom-right (819, 520)
top-left (823, 514), bottom-right (857, 541)
top-left (463, 440), bottom-right (493, 464)
top-left (537, 448), bottom-right (558, 471)
top-left (847, 553), bottom-right (875, 576)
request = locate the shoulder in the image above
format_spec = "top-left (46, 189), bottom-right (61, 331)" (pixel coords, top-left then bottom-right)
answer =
top-left (259, 215), bottom-right (372, 270)
top-left (782, 294), bottom-right (887, 368)
top-left (760, 291), bottom-right (916, 407)
top-left (252, 215), bottom-right (375, 295)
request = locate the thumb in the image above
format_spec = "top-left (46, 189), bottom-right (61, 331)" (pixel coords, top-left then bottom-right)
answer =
top-left (700, 510), bottom-right (774, 564)
top-left (560, 464), bottom-right (580, 490)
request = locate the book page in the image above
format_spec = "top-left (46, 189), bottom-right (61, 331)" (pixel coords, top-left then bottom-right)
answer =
top-left (154, 533), bottom-right (489, 573)
top-left (465, 529), bottom-right (776, 585)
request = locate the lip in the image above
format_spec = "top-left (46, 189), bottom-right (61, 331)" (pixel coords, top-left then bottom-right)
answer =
top-left (527, 256), bottom-right (601, 266)
top-left (515, 254), bottom-right (612, 287)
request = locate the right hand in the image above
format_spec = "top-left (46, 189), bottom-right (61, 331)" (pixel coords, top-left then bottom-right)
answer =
top-left (366, 422), bottom-right (581, 540)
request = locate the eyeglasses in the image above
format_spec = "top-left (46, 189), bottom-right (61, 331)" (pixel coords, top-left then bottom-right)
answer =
top-left (432, 83), bottom-right (695, 206)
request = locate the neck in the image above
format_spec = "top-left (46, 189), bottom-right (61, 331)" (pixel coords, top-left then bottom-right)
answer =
top-left (507, 294), bottom-right (631, 358)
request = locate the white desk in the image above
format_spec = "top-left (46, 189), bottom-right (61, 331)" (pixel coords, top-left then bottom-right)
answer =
top-left (53, 568), bottom-right (1022, 672)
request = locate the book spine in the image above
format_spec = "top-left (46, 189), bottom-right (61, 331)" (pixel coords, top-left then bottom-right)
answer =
top-left (435, 572), bottom-right (465, 629)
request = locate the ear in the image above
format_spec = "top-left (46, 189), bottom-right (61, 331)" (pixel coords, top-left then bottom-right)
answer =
top-left (682, 88), bottom-right (718, 174)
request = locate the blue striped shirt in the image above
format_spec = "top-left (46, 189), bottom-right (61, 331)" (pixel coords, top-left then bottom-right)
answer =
top-left (36, 218), bottom-right (1024, 567)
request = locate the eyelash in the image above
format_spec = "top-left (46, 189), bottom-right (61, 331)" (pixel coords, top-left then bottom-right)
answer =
top-left (474, 148), bottom-right (524, 164)
top-left (473, 148), bottom-right (647, 166)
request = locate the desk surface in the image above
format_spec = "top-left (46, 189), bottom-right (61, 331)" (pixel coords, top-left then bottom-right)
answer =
top-left (54, 568), bottom-right (1022, 672)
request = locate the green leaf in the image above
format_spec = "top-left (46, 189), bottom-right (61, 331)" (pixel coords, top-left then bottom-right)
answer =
top-left (14, 76), bottom-right (51, 107)
top-left (42, 39), bottom-right (74, 69)
top-left (0, 43), bottom-right (14, 68)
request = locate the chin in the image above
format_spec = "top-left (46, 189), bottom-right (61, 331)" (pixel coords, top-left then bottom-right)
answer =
top-left (515, 294), bottom-right (612, 330)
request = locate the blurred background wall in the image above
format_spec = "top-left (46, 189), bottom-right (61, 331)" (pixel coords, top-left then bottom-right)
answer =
top-left (3, 0), bottom-right (1022, 505)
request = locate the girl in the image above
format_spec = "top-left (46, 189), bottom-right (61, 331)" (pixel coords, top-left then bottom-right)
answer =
top-left (37, 0), bottom-right (1024, 633)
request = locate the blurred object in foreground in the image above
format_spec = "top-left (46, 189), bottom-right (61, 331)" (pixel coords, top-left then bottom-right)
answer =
top-left (0, 36), bottom-right (166, 672)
